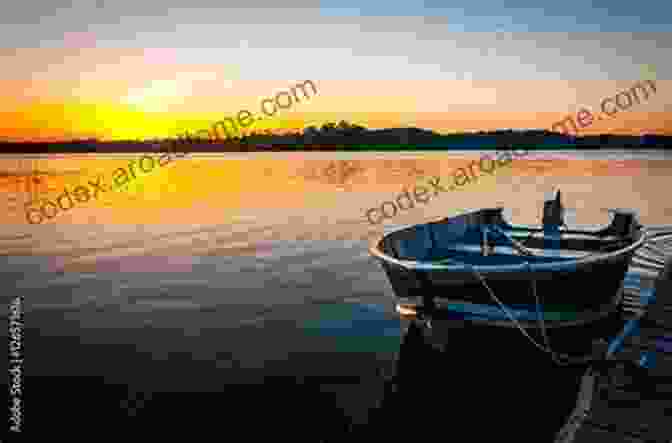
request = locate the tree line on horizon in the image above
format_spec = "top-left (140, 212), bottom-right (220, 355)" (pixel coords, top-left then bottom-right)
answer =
top-left (1, 120), bottom-right (670, 152)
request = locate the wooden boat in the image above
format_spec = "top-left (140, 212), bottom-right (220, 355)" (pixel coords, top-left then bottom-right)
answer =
top-left (369, 190), bottom-right (647, 361)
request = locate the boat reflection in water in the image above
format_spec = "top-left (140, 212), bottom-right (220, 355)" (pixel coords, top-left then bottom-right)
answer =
top-left (365, 311), bottom-right (597, 441)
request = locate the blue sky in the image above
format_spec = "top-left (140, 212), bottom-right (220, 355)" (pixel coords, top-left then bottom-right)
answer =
top-left (318, 0), bottom-right (671, 32)
top-left (2, 1), bottom-right (668, 81)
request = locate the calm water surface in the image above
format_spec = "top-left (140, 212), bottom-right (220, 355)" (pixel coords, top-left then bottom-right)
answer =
top-left (1, 150), bottom-right (671, 439)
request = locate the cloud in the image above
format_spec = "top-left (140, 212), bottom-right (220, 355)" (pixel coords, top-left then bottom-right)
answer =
top-left (121, 71), bottom-right (232, 111)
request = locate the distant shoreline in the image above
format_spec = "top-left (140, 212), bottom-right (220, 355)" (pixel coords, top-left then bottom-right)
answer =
top-left (1, 126), bottom-right (670, 153)
top-left (0, 144), bottom-right (669, 153)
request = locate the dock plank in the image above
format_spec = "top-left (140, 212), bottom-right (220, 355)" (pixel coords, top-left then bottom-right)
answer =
top-left (570, 238), bottom-right (672, 443)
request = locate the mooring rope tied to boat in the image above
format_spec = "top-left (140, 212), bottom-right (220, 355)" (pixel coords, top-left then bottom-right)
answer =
top-left (641, 241), bottom-right (671, 251)
top-left (637, 257), bottom-right (668, 267)
top-left (638, 250), bottom-right (669, 261)
top-left (633, 261), bottom-right (669, 272)
top-left (642, 251), bottom-right (669, 262)
top-left (632, 259), bottom-right (667, 270)
top-left (642, 244), bottom-right (670, 257)
top-left (639, 256), bottom-right (668, 265)
top-left (635, 253), bottom-right (668, 262)
top-left (450, 224), bottom-right (672, 367)
top-left (440, 252), bottom-right (591, 365)
top-left (646, 235), bottom-right (672, 245)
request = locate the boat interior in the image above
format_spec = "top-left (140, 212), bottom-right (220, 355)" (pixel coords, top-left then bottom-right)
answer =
top-left (379, 192), bottom-right (643, 266)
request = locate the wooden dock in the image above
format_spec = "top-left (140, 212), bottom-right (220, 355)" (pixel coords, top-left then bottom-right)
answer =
top-left (556, 226), bottom-right (672, 443)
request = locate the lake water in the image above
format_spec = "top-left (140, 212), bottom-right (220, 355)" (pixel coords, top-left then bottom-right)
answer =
top-left (1, 150), bottom-right (671, 440)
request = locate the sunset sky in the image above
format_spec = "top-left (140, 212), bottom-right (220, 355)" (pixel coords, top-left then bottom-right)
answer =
top-left (2, 0), bottom-right (670, 142)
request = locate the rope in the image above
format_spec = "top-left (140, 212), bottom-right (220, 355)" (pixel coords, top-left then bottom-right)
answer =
top-left (490, 225), bottom-right (632, 265)
top-left (461, 256), bottom-right (592, 366)
top-left (422, 224), bottom-right (672, 366)
top-left (439, 224), bottom-right (634, 366)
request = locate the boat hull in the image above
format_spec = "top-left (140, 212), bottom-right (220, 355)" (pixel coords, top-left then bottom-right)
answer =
top-left (379, 247), bottom-right (634, 316)
top-left (370, 207), bottom-right (646, 330)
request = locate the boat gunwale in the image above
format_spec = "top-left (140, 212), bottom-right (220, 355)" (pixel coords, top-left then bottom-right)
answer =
top-left (369, 210), bottom-right (647, 273)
